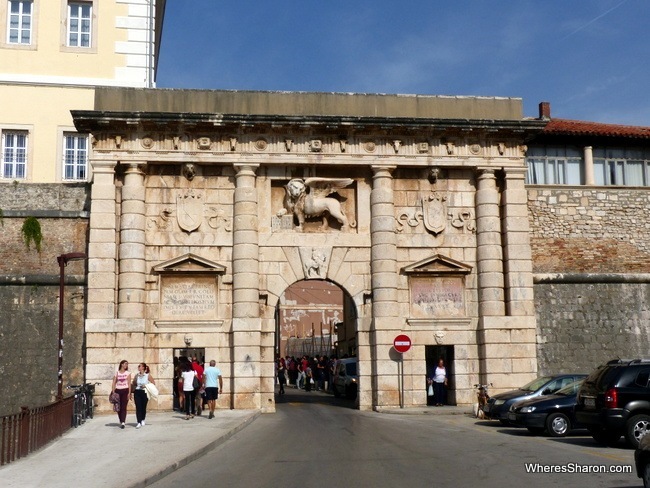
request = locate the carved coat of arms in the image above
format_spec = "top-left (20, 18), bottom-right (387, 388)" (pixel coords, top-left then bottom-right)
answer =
top-left (176, 190), bottom-right (204, 232)
top-left (422, 192), bottom-right (447, 235)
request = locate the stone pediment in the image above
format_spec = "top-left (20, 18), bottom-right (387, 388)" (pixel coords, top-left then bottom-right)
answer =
top-left (153, 253), bottom-right (227, 274)
top-left (401, 254), bottom-right (472, 275)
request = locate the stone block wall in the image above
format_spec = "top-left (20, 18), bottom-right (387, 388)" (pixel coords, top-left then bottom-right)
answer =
top-left (0, 183), bottom-right (89, 416)
top-left (529, 187), bottom-right (650, 375)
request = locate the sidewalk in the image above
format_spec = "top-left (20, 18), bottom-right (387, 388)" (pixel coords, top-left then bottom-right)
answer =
top-left (0, 409), bottom-right (260, 488)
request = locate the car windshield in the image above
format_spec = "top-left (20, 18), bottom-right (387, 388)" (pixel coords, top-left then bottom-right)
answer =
top-left (555, 380), bottom-right (583, 396)
top-left (519, 376), bottom-right (554, 392)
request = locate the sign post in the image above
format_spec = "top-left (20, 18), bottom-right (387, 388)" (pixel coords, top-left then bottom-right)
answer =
top-left (393, 335), bottom-right (412, 408)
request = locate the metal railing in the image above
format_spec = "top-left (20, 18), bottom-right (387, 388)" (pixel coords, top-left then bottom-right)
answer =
top-left (0, 396), bottom-right (74, 466)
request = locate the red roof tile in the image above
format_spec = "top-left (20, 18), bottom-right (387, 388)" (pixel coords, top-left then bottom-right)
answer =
top-left (544, 119), bottom-right (650, 139)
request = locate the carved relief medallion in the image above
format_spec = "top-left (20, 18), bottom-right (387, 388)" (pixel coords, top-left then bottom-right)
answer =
top-left (176, 190), bottom-right (204, 233)
top-left (300, 247), bottom-right (330, 279)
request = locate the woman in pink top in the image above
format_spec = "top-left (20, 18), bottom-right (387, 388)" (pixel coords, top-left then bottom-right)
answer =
top-left (111, 360), bottom-right (132, 429)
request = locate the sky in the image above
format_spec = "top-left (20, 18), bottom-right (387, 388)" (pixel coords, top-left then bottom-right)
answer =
top-left (157, 0), bottom-right (649, 126)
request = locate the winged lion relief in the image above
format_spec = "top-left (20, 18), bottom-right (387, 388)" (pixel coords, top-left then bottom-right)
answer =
top-left (276, 177), bottom-right (355, 232)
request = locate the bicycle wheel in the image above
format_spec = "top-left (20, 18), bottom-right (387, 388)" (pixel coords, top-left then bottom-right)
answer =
top-left (87, 391), bottom-right (94, 419)
top-left (80, 394), bottom-right (87, 424)
top-left (72, 395), bottom-right (80, 428)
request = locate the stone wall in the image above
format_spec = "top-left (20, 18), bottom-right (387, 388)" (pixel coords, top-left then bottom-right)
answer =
top-left (0, 183), bottom-right (89, 416)
top-left (529, 186), bottom-right (650, 375)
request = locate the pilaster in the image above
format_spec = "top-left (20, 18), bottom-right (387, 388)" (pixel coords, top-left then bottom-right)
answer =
top-left (87, 159), bottom-right (117, 319)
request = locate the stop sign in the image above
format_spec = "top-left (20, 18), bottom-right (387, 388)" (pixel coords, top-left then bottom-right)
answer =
top-left (393, 334), bottom-right (412, 353)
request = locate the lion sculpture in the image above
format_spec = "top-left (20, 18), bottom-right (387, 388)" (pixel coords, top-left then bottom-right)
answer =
top-left (277, 177), bottom-right (354, 231)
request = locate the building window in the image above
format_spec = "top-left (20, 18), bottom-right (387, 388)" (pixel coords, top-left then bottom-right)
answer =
top-left (7, 0), bottom-right (32, 44)
top-left (526, 146), bottom-right (583, 185)
top-left (63, 133), bottom-right (88, 181)
top-left (2, 130), bottom-right (27, 179)
top-left (593, 147), bottom-right (650, 186)
top-left (67, 1), bottom-right (91, 48)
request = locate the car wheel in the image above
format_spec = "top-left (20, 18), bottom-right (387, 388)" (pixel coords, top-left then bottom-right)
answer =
top-left (626, 414), bottom-right (650, 448)
top-left (546, 413), bottom-right (571, 437)
top-left (526, 427), bottom-right (545, 435)
top-left (589, 426), bottom-right (621, 446)
top-left (644, 462), bottom-right (650, 488)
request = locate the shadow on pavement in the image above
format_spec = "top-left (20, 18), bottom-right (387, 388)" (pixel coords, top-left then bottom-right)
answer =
top-left (274, 385), bottom-right (357, 409)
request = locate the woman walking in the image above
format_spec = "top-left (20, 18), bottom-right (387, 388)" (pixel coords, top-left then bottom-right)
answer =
top-left (132, 363), bottom-right (155, 429)
top-left (181, 361), bottom-right (197, 419)
top-left (110, 360), bottom-right (132, 429)
top-left (277, 358), bottom-right (286, 395)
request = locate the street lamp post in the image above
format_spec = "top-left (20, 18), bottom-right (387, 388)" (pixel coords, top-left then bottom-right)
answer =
top-left (57, 252), bottom-right (86, 400)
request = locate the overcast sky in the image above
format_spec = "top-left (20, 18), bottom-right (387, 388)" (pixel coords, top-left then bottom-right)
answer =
top-left (157, 0), bottom-right (649, 125)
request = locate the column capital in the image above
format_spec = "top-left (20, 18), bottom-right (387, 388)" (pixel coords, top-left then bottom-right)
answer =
top-left (90, 159), bottom-right (117, 174)
top-left (233, 164), bottom-right (260, 176)
top-left (123, 162), bottom-right (147, 175)
top-left (371, 165), bottom-right (396, 178)
top-left (502, 167), bottom-right (528, 180)
top-left (477, 167), bottom-right (497, 178)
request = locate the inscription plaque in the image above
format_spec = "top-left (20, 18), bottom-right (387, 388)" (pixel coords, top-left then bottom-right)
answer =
top-left (160, 276), bottom-right (217, 320)
top-left (410, 276), bottom-right (465, 318)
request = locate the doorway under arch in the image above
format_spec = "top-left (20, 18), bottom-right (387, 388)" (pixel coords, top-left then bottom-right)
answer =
top-left (274, 279), bottom-right (358, 407)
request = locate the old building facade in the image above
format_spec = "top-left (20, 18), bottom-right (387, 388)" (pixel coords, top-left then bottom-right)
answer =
top-left (73, 88), bottom-right (545, 412)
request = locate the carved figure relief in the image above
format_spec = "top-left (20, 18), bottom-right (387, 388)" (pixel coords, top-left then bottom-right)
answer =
top-left (276, 178), bottom-right (355, 232)
top-left (176, 190), bottom-right (204, 233)
top-left (148, 207), bottom-right (173, 230)
top-left (300, 247), bottom-right (330, 279)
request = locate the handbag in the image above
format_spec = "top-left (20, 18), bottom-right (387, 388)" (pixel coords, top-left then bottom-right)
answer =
top-left (109, 391), bottom-right (120, 404)
top-left (192, 375), bottom-right (200, 390)
top-left (310, 377), bottom-right (315, 385)
top-left (427, 384), bottom-right (434, 397)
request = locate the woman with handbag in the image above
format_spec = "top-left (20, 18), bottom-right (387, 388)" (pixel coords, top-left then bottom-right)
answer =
top-left (181, 362), bottom-right (198, 419)
top-left (110, 360), bottom-right (132, 429)
top-left (132, 363), bottom-right (155, 429)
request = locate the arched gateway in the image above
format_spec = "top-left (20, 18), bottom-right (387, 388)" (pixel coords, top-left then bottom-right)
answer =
top-left (74, 88), bottom-right (545, 413)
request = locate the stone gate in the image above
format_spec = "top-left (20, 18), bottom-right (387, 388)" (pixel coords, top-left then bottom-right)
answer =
top-left (73, 88), bottom-right (546, 412)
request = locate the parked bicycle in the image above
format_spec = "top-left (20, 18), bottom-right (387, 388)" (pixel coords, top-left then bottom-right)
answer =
top-left (67, 382), bottom-right (100, 427)
top-left (474, 383), bottom-right (492, 419)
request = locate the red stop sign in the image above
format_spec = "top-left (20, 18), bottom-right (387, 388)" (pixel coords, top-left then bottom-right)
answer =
top-left (393, 334), bottom-right (411, 353)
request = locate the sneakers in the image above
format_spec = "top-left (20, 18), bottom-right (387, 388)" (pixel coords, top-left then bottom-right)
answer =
top-left (141, 420), bottom-right (145, 426)
top-left (136, 422), bottom-right (141, 429)
top-left (120, 422), bottom-right (125, 429)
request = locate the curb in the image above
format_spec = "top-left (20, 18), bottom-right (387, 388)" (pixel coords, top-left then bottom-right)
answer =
top-left (129, 411), bottom-right (262, 488)
top-left (375, 406), bottom-right (473, 416)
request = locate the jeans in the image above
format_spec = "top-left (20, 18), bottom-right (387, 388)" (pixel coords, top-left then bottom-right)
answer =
top-left (296, 371), bottom-right (305, 389)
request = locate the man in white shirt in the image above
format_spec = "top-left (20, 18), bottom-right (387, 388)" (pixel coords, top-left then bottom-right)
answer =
top-left (202, 360), bottom-right (224, 419)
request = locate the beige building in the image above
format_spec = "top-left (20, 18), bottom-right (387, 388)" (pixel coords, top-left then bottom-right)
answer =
top-left (0, 0), bottom-right (165, 183)
top-left (74, 87), bottom-right (545, 412)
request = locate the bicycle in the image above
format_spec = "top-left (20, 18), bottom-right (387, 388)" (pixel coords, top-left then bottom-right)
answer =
top-left (67, 382), bottom-right (100, 427)
top-left (474, 383), bottom-right (492, 419)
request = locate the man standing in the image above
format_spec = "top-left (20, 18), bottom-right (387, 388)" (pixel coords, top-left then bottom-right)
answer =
top-left (202, 360), bottom-right (223, 419)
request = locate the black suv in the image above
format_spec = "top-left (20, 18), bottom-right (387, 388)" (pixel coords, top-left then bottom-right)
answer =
top-left (576, 359), bottom-right (650, 448)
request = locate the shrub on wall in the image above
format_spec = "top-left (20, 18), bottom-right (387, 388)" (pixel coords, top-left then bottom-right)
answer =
top-left (21, 216), bottom-right (43, 253)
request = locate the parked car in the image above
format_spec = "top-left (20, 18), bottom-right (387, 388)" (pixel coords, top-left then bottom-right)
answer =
top-left (332, 358), bottom-right (358, 399)
top-left (483, 374), bottom-right (586, 424)
top-left (635, 433), bottom-right (650, 487)
top-left (507, 379), bottom-right (585, 437)
top-left (576, 358), bottom-right (650, 448)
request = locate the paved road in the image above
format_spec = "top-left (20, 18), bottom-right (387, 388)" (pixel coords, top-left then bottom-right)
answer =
top-left (151, 388), bottom-right (639, 488)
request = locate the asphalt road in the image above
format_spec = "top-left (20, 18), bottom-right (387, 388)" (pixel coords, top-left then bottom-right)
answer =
top-left (151, 388), bottom-right (640, 488)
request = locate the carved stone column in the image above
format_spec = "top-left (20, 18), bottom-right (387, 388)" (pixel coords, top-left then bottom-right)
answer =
top-left (232, 164), bottom-right (262, 410)
top-left (476, 168), bottom-right (537, 389)
top-left (369, 165), bottom-right (399, 408)
top-left (118, 163), bottom-right (146, 319)
top-left (86, 159), bottom-right (118, 320)
top-left (475, 169), bottom-right (505, 317)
